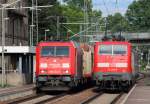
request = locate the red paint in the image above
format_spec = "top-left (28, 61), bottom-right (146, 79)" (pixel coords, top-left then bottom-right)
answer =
top-left (36, 41), bottom-right (81, 77)
top-left (93, 41), bottom-right (132, 74)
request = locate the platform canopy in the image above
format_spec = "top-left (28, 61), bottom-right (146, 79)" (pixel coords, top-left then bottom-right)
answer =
top-left (0, 46), bottom-right (35, 54)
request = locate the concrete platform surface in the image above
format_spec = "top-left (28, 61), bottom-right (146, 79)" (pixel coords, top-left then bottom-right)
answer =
top-left (0, 84), bottom-right (35, 101)
top-left (124, 75), bottom-right (150, 104)
top-left (125, 86), bottom-right (150, 104)
top-left (0, 84), bottom-right (35, 95)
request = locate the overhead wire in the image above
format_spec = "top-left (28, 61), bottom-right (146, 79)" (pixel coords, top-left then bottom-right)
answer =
top-left (102, 0), bottom-right (110, 16)
top-left (115, 0), bottom-right (120, 13)
top-left (74, 0), bottom-right (110, 40)
top-left (62, 25), bottom-right (76, 35)
top-left (69, 18), bottom-right (104, 39)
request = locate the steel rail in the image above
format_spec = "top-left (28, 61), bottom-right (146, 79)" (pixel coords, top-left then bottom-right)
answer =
top-left (35, 93), bottom-right (67, 104)
top-left (6, 94), bottom-right (45, 104)
top-left (81, 92), bottom-right (103, 104)
top-left (110, 93), bottom-right (124, 104)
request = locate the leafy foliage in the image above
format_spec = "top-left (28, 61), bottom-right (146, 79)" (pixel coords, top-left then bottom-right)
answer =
top-left (28, 0), bottom-right (102, 42)
top-left (61, 5), bottom-right (84, 34)
top-left (63, 0), bottom-right (92, 11)
top-left (61, 0), bottom-right (102, 40)
top-left (126, 0), bottom-right (150, 32)
top-left (106, 13), bottom-right (128, 34)
top-left (28, 0), bottom-right (66, 42)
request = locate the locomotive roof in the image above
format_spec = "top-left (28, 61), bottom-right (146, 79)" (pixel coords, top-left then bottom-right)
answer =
top-left (37, 41), bottom-right (80, 48)
top-left (95, 41), bottom-right (131, 45)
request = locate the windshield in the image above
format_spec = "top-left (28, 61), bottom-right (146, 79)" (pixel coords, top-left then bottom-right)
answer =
top-left (41, 46), bottom-right (69, 57)
top-left (99, 45), bottom-right (127, 55)
top-left (41, 46), bottom-right (54, 56)
top-left (56, 47), bottom-right (69, 56)
top-left (99, 45), bottom-right (112, 55)
top-left (113, 45), bottom-right (127, 55)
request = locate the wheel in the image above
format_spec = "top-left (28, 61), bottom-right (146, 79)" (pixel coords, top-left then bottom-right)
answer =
top-left (36, 87), bottom-right (42, 93)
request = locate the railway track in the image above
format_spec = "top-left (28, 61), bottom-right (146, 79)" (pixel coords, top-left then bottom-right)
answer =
top-left (6, 87), bottom-right (95, 104)
top-left (2, 73), bottom-right (145, 104)
top-left (3, 85), bottom-right (138, 104)
top-left (6, 93), bottom-right (45, 104)
top-left (80, 73), bottom-right (146, 104)
top-left (81, 92), bottom-right (103, 104)
top-left (5, 86), bottom-right (132, 104)
top-left (35, 93), bottom-right (67, 104)
top-left (81, 92), bottom-right (124, 104)
top-left (110, 93), bottom-right (124, 104)
top-left (1, 86), bottom-right (96, 104)
top-left (5, 93), bottom-right (67, 104)
top-left (40, 87), bottom-right (98, 104)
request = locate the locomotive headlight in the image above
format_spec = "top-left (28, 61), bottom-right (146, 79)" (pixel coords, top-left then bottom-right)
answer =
top-left (40, 69), bottom-right (47, 73)
top-left (116, 63), bottom-right (127, 68)
top-left (62, 69), bottom-right (69, 74)
top-left (97, 63), bottom-right (109, 67)
top-left (62, 63), bottom-right (70, 68)
top-left (40, 63), bottom-right (48, 68)
top-left (65, 70), bottom-right (69, 73)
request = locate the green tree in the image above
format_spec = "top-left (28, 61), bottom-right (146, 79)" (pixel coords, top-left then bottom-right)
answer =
top-left (28, 0), bottom-right (66, 41)
top-left (107, 13), bottom-right (128, 34)
top-left (126, 0), bottom-right (150, 32)
top-left (28, 0), bottom-right (102, 42)
top-left (61, 5), bottom-right (84, 34)
top-left (62, 0), bottom-right (102, 39)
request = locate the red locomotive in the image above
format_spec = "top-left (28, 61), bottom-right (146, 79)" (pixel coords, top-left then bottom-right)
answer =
top-left (36, 41), bottom-right (92, 91)
top-left (93, 41), bottom-right (138, 91)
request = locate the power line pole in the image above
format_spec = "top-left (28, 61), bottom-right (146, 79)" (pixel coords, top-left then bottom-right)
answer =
top-left (80, 24), bottom-right (82, 42)
top-left (96, 18), bottom-right (99, 38)
top-left (1, 7), bottom-right (5, 87)
top-left (36, 0), bottom-right (39, 44)
top-left (84, 0), bottom-right (88, 42)
top-left (31, 0), bottom-right (34, 46)
top-left (105, 17), bottom-right (108, 37)
top-left (30, 26), bottom-right (32, 46)
top-left (57, 16), bottom-right (60, 40)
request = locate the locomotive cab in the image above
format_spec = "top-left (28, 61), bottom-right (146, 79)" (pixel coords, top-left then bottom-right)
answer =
top-left (93, 41), bottom-right (137, 90)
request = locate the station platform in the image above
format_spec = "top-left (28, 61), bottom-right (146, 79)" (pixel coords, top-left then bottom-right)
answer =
top-left (0, 84), bottom-right (34, 93)
top-left (123, 73), bottom-right (150, 104)
top-left (0, 46), bottom-right (36, 86)
top-left (0, 84), bottom-right (35, 102)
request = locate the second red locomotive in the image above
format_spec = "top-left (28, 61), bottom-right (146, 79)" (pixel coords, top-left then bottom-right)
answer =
top-left (93, 41), bottom-right (138, 91)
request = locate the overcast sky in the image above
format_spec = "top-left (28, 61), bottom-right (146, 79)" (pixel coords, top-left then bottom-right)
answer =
top-left (92, 0), bottom-right (134, 16)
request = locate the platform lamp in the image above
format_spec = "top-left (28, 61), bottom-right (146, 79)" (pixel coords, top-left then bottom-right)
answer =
top-left (45, 29), bottom-right (50, 41)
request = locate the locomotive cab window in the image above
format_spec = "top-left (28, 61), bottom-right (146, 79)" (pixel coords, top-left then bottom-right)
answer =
top-left (56, 46), bottom-right (69, 56)
top-left (113, 45), bottom-right (127, 55)
top-left (99, 45), bottom-right (112, 55)
top-left (99, 45), bottom-right (127, 55)
top-left (41, 46), bottom-right (69, 57)
top-left (41, 46), bottom-right (55, 56)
